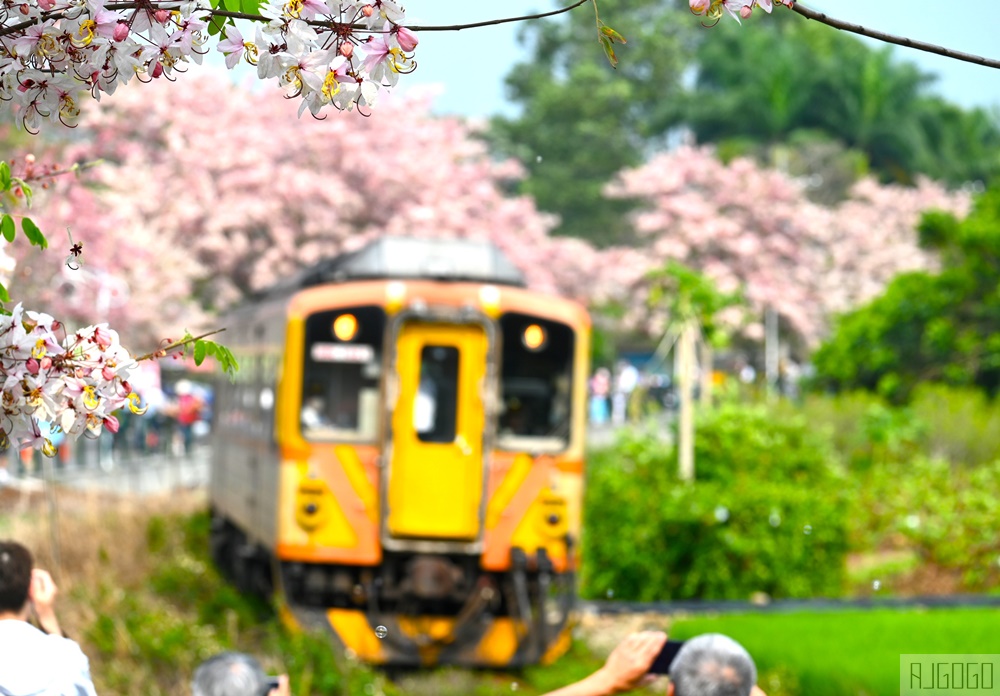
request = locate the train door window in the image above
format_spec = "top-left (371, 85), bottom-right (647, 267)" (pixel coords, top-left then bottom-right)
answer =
top-left (414, 345), bottom-right (459, 443)
top-left (301, 306), bottom-right (385, 442)
top-left (497, 314), bottom-right (575, 452)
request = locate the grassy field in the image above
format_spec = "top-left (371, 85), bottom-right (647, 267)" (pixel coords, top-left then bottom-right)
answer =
top-left (4, 489), bottom-right (999, 695)
top-left (668, 608), bottom-right (1000, 696)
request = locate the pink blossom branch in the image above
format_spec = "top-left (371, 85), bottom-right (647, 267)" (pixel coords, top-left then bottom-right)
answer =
top-left (160, 0), bottom-right (593, 32)
top-left (789, 1), bottom-right (1000, 71)
top-left (0, 0), bottom-right (591, 38)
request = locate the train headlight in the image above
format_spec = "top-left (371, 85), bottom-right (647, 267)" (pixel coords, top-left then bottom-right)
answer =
top-left (522, 324), bottom-right (546, 351)
top-left (295, 479), bottom-right (330, 531)
top-left (536, 491), bottom-right (569, 538)
top-left (478, 285), bottom-right (501, 318)
top-left (333, 313), bottom-right (358, 342)
top-left (386, 281), bottom-right (407, 314)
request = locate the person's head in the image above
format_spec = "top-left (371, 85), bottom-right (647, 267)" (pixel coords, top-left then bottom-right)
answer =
top-left (192, 652), bottom-right (269, 696)
top-left (176, 380), bottom-right (193, 396)
top-left (668, 633), bottom-right (757, 696)
top-left (0, 540), bottom-right (33, 616)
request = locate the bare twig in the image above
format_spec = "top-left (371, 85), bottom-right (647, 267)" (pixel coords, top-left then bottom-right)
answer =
top-left (18, 160), bottom-right (103, 184)
top-left (790, 1), bottom-right (1000, 71)
top-left (132, 328), bottom-right (226, 363)
top-left (406, 0), bottom-right (590, 32)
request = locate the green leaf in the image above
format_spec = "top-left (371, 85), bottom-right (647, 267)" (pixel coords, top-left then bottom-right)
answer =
top-left (193, 340), bottom-right (207, 365)
top-left (240, 0), bottom-right (259, 17)
top-left (21, 217), bottom-right (46, 249)
top-left (207, 16), bottom-right (226, 36)
top-left (598, 35), bottom-right (618, 69)
top-left (1, 215), bottom-right (14, 242)
top-left (0, 162), bottom-right (10, 191)
top-left (0, 280), bottom-right (9, 304)
top-left (185, 337), bottom-right (240, 379)
top-left (599, 22), bottom-right (627, 45)
top-left (217, 345), bottom-right (240, 379)
top-left (596, 20), bottom-right (624, 69)
top-left (207, 0), bottom-right (232, 37)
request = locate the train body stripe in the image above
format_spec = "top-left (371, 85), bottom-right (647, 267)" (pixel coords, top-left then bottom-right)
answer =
top-left (482, 455), bottom-right (552, 570)
top-left (485, 453), bottom-right (533, 530)
top-left (334, 444), bottom-right (379, 526)
top-left (313, 450), bottom-right (381, 563)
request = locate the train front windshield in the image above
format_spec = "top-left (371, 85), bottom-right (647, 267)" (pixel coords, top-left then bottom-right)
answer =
top-left (300, 305), bottom-right (385, 442)
top-left (298, 305), bottom-right (576, 451)
top-left (497, 313), bottom-right (575, 452)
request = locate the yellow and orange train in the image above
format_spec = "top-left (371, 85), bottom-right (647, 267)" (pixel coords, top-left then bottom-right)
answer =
top-left (209, 238), bottom-right (590, 667)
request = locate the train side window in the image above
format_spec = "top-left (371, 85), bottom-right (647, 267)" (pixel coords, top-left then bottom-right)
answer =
top-left (414, 345), bottom-right (459, 443)
top-left (301, 306), bottom-right (384, 442)
top-left (497, 314), bottom-right (574, 452)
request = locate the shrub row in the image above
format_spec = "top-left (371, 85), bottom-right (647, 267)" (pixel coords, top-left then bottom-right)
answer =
top-left (581, 404), bottom-right (849, 601)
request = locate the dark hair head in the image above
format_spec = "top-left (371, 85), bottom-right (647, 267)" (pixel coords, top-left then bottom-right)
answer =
top-left (192, 652), bottom-right (269, 696)
top-left (671, 633), bottom-right (757, 696)
top-left (0, 540), bottom-right (33, 613)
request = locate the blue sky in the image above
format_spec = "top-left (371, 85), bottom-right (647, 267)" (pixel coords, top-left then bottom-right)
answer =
top-left (399, 1), bottom-right (1000, 118)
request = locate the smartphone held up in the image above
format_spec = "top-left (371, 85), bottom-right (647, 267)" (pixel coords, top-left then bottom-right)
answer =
top-left (648, 639), bottom-right (686, 675)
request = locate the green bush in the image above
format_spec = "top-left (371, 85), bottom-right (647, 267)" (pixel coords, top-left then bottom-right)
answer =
top-left (909, 384), bottom-right (1000, 466)
top-left (581, 404), bottom-right (849, 601)
top-left (852, 457), bottom-right (1000, 590)
top-left (778, 392), bottom-right (925, 470)
top-left (793, 386), bottom-right (1000, 469)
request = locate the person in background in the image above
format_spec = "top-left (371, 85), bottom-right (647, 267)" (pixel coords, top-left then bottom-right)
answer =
top-left (541, 631), bottom-right (766, 696)
top-left (0, 540), bottom-right (99, 696)
top-left (589, 367), bottom-right (611, 425)
top-left (191, 652), bottom-right (289, 696)
top-left (300, 395), bottom-right (329, 432)
top-left (174, 380), bottom-right (204, 455)
top-left (611, 361), bottom-right (639, 426)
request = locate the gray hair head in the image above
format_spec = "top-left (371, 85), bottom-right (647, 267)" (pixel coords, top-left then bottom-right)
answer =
top-left (192, 652), bottom-right (268, 696)
top-left (671, 633), bottom-right (757, 696)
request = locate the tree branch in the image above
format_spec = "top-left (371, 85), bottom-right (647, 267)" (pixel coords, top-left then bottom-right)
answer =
top-left (790, 1), bottom-right (1000, 71)
top-left (1, 0), bottom-right (592, 39)
top-left (406, 0), bottom-right (590, 32)
top-left (132, 328), bottom-right (226, 362)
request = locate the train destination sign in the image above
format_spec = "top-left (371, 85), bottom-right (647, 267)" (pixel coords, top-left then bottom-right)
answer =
top-left (310, 343), bottom-right (375, 363)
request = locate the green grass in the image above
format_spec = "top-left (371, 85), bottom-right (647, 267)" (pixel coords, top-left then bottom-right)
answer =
top-left (392, 640), bottom-right (608, 696)
top-left (27, 498), bottom-right (1000, 696)
top-left (669, 608), bottom-right (1000, 696)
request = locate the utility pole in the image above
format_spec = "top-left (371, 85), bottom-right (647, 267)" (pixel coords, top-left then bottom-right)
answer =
top-left (765, 306), bottom-right (779, 395)
top-left (676, 320), bottom-right (696, 482)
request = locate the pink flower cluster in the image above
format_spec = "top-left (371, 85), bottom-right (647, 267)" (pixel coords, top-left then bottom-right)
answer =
top-left (215, 0), bottom-right (418, 117)
top-left (0, 303), bottom-right (144, 455)
top-left (0, 0), bottom-right (417, 131)
top-left (689, 0), bottom-right (792, 23)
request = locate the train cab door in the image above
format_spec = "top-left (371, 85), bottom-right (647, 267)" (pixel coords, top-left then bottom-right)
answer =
top-left (385, 321), bottom-right (491, 543)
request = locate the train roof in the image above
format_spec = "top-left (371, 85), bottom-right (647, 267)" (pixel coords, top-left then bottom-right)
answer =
top-left (262, 237), bottom-right (526, 297)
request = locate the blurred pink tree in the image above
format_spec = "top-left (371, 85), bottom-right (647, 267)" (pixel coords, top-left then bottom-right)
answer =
top-left (8, 74), bottom-right (598, 342)
top-left (604, 145), bottom-right (971, 347)
top-left (7, 97), bottom-right (970, 355)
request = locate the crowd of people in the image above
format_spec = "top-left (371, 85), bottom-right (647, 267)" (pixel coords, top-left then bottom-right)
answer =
top-left (114, 379), bottom-right (212, 458)
top-left (0, 379), bottom-right (212, 485)
top-left (589, 361), bottom-right (672, 426)
top-left (588, 354), bottom-right (807, 428)
top-left (1, 537), bottom-right (768, 696)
